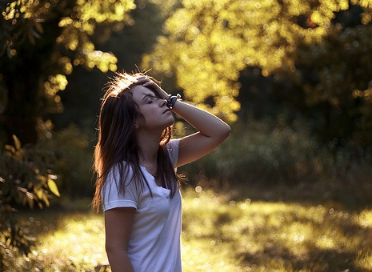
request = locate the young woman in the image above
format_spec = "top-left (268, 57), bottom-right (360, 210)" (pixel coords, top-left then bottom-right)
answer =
top-left (92, 72), bottom-right (230, 272)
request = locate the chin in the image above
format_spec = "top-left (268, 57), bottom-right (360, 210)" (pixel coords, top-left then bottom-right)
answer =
top-left (166, 120), bottom-right (175, 128)
top-left (166, 115), bottom-right (175, 125)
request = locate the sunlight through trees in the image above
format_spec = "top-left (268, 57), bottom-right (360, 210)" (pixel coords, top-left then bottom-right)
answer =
top-left (143, 0), bottom-right (372, 146)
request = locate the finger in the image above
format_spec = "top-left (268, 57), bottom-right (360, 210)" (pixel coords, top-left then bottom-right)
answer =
top-left (143, 81), bottom-right (162, 92)
top-left (136, 77), bottom-right (150, 85)
top-left (143, 82), bottom-right (168, 98)
top-left (143, 82), bottom-right (160, 93)
top-left (142, 81), bottom-right (155, 87)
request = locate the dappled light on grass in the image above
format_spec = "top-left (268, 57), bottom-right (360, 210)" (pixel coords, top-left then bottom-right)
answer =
top-left (181, 187), bottom-right (372, 272)
top-left (8, 186), bottom-right (372, 271)
top-left (39, 216), bottom-right (106, 268)
top-left (13, 211), bottom-right (108, 271)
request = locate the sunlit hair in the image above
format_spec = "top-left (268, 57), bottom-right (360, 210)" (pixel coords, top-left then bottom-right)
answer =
top-left (92, 72), bottom-right (178, 212)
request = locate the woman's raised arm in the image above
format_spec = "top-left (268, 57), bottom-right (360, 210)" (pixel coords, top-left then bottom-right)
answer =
top-left (172, 100), bottom-right (231, 167)
top-left (141, 78), bottom-right (231, 167)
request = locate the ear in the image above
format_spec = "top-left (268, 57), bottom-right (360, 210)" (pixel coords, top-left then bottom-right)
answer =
top-left (135, 122), bottom-right (139, 129)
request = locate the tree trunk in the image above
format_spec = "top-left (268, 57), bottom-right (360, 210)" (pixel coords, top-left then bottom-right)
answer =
top-left (3, 71), bottom-right (39, 145)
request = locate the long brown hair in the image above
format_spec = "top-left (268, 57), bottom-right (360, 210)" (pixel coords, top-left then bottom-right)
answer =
top-left (92, 72), bottom-right (178, 212)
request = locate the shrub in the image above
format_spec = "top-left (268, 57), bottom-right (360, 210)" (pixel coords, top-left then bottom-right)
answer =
top-left (180, 120), bottom-right (371, 188)
top-left (37, 125), bottom-right (94, 199)
top-left (0, 135), bottom-right (59, 270)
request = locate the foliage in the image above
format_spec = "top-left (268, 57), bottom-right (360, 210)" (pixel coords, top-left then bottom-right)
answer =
top-left (0, 135), bottom-right (60, 270)
top-left (53, 0), bottom-right (179, 131)
top-left (143, 0), bottom-right (372, 146)
top-left (0, 0), bottom-right (135, 144)
top-left (38, 125), bottom-right (94, 198)
top-left (0, 0), bottom-right (136, 264)
top-left (181, 121), bottom-right (317, 186)
top-left (180, 119), bottom-right (372, 189)
top-left (296, 13), bottom-right (372, 147)
top-left (6, 185), bottom-right (372, 271)
top-left (0, 0), bottom-right (135, 69)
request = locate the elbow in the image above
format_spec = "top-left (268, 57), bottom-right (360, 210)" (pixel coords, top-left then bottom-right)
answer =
top-left (105, 243), bottom-right (114, 258)
top-left (219, 123), bottom-right (231, 141)
top-left (105, 242), bottom-right (121, 258)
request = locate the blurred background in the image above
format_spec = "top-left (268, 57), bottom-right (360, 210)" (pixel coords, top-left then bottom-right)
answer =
top-left (1, 0), bottom-right (372, 271)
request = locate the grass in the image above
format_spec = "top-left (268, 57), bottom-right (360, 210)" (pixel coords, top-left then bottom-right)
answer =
top-left (182, 186), bottom-right (372, 272)
top-left (7, 182), bottom-right (372, 272)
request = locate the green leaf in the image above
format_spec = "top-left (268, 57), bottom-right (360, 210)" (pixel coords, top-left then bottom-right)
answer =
top-left (34, 21), bottom-right (44, 34)
top-left (42, 193), bottom-right (50, 207)
top-left (27, 195), bottom-right (34, 209)
top-left (47, 178), bottom-right (60, 197)
top-left (12, 135), bottom-right (21, 150)
top-left (35, 188), bottom-right (44, 200)
top-left (4, 145), bottom-right (15, 154)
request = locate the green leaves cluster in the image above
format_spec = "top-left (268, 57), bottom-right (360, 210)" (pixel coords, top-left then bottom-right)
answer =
top-left (143, 0), bottom-right (372, 146)
top-left (1, 0), bottom-right (135, 69)
top-left (0, 135), bottom-right (59, 269)
top-left (0, 0), bottom-right (135, 144)
top-left (0, 135), bottom-right (59, 207)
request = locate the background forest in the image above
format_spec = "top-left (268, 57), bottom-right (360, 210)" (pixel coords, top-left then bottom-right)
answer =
top-left (1, 0), bottom-right (372, 271)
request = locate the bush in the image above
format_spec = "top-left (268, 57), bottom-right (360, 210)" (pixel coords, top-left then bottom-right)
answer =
top-left (0, 135), bottom-right (59, 270)
top-left (38, 125), bottom-right (94, 199)
top-left (180, 120), bottom-right (372, 188)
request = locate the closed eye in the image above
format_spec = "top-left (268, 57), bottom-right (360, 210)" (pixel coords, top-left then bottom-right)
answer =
top-left (142, 94), bottom-right (156, 104)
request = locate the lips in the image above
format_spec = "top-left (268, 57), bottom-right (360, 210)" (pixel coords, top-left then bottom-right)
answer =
top-left (163, 109), bottom-right (170, 114)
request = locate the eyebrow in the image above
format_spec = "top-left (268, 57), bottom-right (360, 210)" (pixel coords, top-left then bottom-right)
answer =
top-left (141, 93), bottom-right (156, 101)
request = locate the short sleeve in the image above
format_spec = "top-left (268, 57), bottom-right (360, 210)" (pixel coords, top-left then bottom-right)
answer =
top-left (101, 164), bottom-right (139, 212)
top-left (166, 139), bottom-right (180, 168)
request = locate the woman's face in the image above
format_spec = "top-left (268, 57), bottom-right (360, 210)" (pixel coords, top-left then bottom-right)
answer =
top-left (131, 85), bottom-right (174, 131)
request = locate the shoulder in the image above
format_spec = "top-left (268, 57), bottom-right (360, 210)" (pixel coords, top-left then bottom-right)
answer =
top-left (106, 161), bottom-right (134, 185)
top-left (102, 162), bottom-right (136, 197)
top-left (102, 162), bottom-right (140, 211)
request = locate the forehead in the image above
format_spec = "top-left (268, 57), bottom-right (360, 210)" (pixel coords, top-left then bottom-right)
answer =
top-left (131, 85), bottom-right (155, 101)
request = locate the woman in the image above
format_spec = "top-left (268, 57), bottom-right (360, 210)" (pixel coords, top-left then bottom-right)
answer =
top-left (92, 72), bottom-right (230, 272)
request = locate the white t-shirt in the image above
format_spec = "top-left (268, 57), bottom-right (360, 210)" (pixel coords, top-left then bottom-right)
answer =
top-left (102, 139), bottom-right (182, 272)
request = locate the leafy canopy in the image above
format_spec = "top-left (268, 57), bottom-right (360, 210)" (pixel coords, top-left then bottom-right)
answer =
top-left (0, 0), bottom-right (135, 126)
top-left (143, 0), bottom-right (372, 124)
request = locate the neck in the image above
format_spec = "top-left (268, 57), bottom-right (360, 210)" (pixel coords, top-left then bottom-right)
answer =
top-left (136, 131), bottom-right (161, 165)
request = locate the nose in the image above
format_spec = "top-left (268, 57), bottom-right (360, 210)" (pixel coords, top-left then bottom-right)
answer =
top-left (160, 97), bottom-right (167, 107)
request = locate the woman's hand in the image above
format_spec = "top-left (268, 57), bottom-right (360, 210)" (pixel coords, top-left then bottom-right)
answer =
top-left (137, 76), bottom-right (169, 99)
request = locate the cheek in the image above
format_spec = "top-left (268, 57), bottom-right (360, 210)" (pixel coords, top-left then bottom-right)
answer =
top-left (138, 108), bottom-right (158, 125)
top-left (136, 114), bottom-right (146, 126)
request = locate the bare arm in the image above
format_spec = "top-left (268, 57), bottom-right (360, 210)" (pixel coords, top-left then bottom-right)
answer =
top-left (141, 78), bottom-right (231, 167)
top-left (172, 100), bottom-right (230, 167)
top-left (105, 208), bottom-right (136, 272)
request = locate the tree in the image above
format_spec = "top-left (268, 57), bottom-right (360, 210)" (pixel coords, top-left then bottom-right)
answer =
top-left (143, 0), bottom-right (372, 147)
top-left (0, 0), bottom-right (136, 268)
top-left (0, 0), bottom-right (136, 145)
top-left (52, 0), bottom-right (180, 131)
top-left (297, 5), bottom-right (372, 147)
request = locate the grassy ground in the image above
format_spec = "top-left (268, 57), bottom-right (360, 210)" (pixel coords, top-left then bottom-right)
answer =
top-left (7, 181), bottom-right (372, 272)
